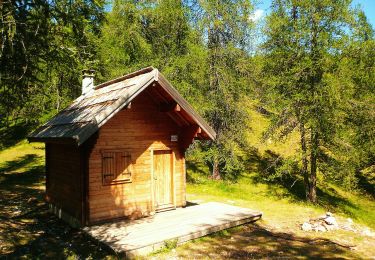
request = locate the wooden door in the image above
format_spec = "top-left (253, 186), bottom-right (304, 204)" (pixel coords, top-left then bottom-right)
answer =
top-left (153, 150), bottom-right (174, 210)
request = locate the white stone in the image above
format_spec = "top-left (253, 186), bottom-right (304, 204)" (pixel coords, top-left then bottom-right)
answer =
top-left (324, 223), bottom-right (338, 231)
top-left (361, 228), bottom-right (375, 237)
top-left (301, 222), bottom-right (312, 231)
top-left (314, 225), bottom-right (327, 232)
top-left (341, 218), bottom-right (354, 231)
top-left (324, 216), bottom-right (338, 226)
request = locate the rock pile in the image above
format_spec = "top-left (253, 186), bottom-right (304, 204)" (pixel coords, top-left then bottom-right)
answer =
top-left (301, 212), bottom-right (375, 237)
top-left (301, 212), bottom-right (338, 232)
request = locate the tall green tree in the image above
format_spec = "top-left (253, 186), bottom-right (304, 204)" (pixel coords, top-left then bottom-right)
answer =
top-left (337, 10), bottom-right (375, 191)
top-left (189, 0), bottom-right (254, 179)
top-left (99, 0), bottom-right (256, 179)
top-left (261, 0), bottom-right (364, 202)
top-left (97, 0), bottom-right (151, 79)
top-left (97, 0), bottom-right (190, 80)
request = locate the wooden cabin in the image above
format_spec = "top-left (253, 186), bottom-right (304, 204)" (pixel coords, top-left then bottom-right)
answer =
top-left (28, 67), bottom-right (216, 227)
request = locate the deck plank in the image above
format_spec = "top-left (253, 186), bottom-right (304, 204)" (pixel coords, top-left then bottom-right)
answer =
top-left (83, 202), bottom-right (262, 257)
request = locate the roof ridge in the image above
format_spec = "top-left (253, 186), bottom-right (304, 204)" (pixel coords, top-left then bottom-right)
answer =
top-left (94, 66), bottom-right (155, 90)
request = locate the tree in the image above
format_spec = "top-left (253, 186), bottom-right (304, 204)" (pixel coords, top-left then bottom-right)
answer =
top-left (188, 0), bottom-right (254, 179)
top-left (98, 0), bottom-right (256, 179)
top-left (97, 0), bottom-right (190, 80)
top-left (0, 0), bottom-right (105, 126)
top-left (97, 0), bottom-right (151, 79)
top-left (261, 0), bottom-right (362, 202)
top-left (337, 10), bottom-right (375, 191)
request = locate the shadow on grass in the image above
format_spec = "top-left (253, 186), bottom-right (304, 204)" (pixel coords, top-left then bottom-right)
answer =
top-left (356, 168), bottom-right (375, 199)
top-left (244, 149), bottom-right (364, 217)
top-left (0, 154), bottom-right (117, 259)
top-left (186, 160), bottom-right (210, 184)
top-left (174, 223), bottom-right (359, 259)
top-left (0, 154), bottom-right (42, 175)
top-left (0, 155), bottom-right (45, 217)
top-left (0, 122), bottom-right (36, 150)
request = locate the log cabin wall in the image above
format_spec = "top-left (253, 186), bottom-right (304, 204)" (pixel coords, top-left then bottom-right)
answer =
top-left (45, 143), bottom-right (83, 225)
top-left (87, 91), bottom-right (186, 224)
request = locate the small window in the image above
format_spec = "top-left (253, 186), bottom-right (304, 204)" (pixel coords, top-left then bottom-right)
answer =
top-left (101, 150), bottom-right (132, 185)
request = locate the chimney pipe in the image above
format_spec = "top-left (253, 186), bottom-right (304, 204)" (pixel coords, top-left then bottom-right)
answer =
top-left (82, 69), bottom-right (95, 95)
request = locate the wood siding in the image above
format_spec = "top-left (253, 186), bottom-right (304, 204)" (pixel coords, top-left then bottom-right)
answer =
top-left (46, 143), bottom-right (83, 222)
top-left (87, 91), bottom-right (186, 224)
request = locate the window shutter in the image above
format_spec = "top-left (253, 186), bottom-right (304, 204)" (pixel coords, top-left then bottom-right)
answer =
top-left (101, 150), bottom-right (132, 185)
top-left (102, 151), bottom-right (115, 184)
top-left (121, 151), bottom-right (132, 179)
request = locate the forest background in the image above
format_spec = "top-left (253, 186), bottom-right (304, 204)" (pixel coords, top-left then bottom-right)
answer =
top-left (1, 0), bottom-right (374, 202)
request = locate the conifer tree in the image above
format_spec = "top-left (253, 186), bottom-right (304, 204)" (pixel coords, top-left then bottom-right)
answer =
top-left (189, 0), bottom-right (254, 179)
top-left (0, 0), bottom-right (105, 125)
top-left (262, 0), bottom-right (361, 202)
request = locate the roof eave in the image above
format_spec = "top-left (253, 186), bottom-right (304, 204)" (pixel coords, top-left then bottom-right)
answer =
top-left (27, 136), bottom-right (77, 145)
top-left (155, 71), bottom-right (216, 141)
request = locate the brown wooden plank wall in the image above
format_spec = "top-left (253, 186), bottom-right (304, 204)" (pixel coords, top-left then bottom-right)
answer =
top-left (87, 91), bottom-right (186, 224)
top-left (46, 143), bottom-right (83, 221)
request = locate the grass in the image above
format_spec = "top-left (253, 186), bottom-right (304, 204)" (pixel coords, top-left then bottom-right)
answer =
top-left (1, 143), bottom-right (374, 259)
top-left (187, 169), bottom-right (375, 229)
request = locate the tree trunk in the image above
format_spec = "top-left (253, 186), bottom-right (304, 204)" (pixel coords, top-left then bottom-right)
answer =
top-left (207, 7), bottom-right (222, 181)
top-left (212, 157), bottom-right (221, 180)
top-left (309, 129), bottom-right (318, 203)
top-left (299, 122), bottom-right (309, 200)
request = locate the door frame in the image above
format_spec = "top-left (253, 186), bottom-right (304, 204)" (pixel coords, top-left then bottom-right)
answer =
top-left (150, 149), bottom-right (176, 212)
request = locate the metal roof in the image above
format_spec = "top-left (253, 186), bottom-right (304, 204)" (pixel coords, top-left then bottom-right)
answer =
top-left (28, 67), bottom-right (216, 145)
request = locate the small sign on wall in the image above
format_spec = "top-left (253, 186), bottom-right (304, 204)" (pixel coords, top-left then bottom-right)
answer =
top-left (171, 135), bottom-right (178, 142)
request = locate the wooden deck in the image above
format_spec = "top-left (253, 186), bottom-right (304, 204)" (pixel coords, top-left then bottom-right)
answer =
top-left (83, 202), bottom-right (262, 257)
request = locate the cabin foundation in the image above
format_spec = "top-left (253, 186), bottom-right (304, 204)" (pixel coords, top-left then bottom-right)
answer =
top-left (48, 203), bottom-right (81, 228)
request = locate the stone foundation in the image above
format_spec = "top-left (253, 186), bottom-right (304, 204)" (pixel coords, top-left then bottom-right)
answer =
top-left (49, 203), bottom-right (81, 228)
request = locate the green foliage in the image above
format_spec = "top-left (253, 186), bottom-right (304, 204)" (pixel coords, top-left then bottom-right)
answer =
top-left (0, 0), bottom-right (105, 126)
top-left (164, 238), bottom-right (178, 249)
top-left (260, 0), bottom-right (375, 200)
top-left (0, 0), bottom-right (373, 195)
top-left (97, 0), bottom-right (151, 79)
top-left (185, 0), bottom-right (254, 179)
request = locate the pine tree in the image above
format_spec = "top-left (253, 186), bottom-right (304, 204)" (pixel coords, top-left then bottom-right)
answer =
top-left (339, 9), bottom-right (375, 191)
top-left (97, 0), bottom-right (151, 79)
top-left (189, 0), bottom-right (254, 179)
top-left (262, 0), bottom-right (360, 202)
top-left (0, 0), bottom-right (105, 126)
